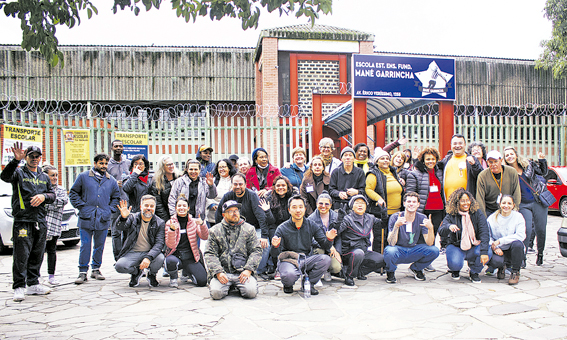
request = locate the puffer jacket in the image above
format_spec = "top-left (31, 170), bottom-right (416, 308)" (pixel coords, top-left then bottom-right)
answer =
top-left (337, 212), bottom-right (381, 254)
top-left (366, 166), bottom-right (405, 217)
top-left (520, 159), bottom-right (549, 198)
top-left (116, 212), bottom-right (165, 260)
top-left (168, 174), bottom-right (217, 219)
top-left (307, 209), bottom-right (341, 254)
top-left (204, 218), bottom-right (262, 280)
top-left (123, 173), bottom-right (154, 213)
top-left (164, 214), bottom-right (209, 262)
top-left (438, 208), bottom-right (489, 255)
top-left (0, 158), bottom-right (56, 223)
top-left (406, 160), bottom-right (445, 213)
top-left (280, 163), bottom-right (306, 188)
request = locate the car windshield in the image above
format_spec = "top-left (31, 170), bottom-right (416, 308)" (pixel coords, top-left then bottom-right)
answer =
top-left (0, 180), bottom-right (11, 197)
top-left (555, 168), bottom-right (567, 181)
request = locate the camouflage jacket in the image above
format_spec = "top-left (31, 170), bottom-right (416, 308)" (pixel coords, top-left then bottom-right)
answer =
top-left (204, 218), bottom-right (262, 281)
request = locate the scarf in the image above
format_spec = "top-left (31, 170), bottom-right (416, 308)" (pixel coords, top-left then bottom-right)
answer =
top-left (313, 173), bottom-right (324, 185)
top-left (354, 158), bottom-right (369, 168)
top-left (321, 154), bottom-right (333, 168)
top-left (458, 210), bottom-right (480, 250)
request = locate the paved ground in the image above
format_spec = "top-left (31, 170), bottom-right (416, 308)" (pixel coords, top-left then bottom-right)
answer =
top-left (1, 215), bottom-right (567, 340)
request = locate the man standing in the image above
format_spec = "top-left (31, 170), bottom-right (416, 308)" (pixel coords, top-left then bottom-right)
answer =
top-left (383, 192), bottom-right (439, 283)
top-left (476, 150), bottom-right (521, 217)
top-left (440, 134), bottom-right (483, 199)
top-left (205, 200), bottom-right (262, 300)
top-left (1, 143), bottom-right (55, 301)
top-left (69, 153), bottom-right (120, 284)
top-left (115, 195), bottom-right (166, 287)
top-left (329, 147), bottom-right (366, 210)
top-left (107, 140), bottom-right (131, 260)
top-left (197, 145), bottom-right (215, 177)
top-left (272, 195), bottom-right (337, 295)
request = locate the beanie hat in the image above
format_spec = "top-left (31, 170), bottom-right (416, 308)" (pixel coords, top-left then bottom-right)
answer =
top-left (251, 147), bottom-right (268, 166)
top-left (373, 148), bottom-right (390, 163)
top-left (340, 147), bottom-right (355, 159)
top-left (349, 194), bottom-right (368, 209)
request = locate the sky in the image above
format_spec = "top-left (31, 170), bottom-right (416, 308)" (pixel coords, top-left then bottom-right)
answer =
top-left (0, 0), bottom-right (553, 60)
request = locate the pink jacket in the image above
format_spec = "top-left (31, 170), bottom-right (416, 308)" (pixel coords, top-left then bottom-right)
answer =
top-left (164, 214), bottom-right (209, 262)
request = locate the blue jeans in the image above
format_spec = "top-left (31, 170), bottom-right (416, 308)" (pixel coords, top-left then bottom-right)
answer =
top-left (384, 244), bottom-right (439, 272)
top-left (79, 228), bottom-right (108, 272)
top-left (519, 201), bottom-right (548, 255)
top-left (446, 244), bottom-right (492, 274)
top-left (256, 229), bottom-right (271, 274)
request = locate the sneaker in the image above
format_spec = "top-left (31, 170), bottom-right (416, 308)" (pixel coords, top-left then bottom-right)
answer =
top-left (424, 265), bottom-right (436, 272)
top-left (344, 276), bottom-right (355, 286)
top-left (527, 247), bottom-right (536, 254)
top-left (508, 272), bottom-right (520, 285)
top-left (169, 278), bottom-right (179, 288)
top-left (162, 268), bottom-right (170, 277)
top-left (323, 272), bottom-right (332, 282)
top-left (469, 272), bottom-right (481, 284)
top-left (274, 272), bottom-right (281, 280)
top-left (75, 272), bottom-right (87, 285)
top-left (283, 285), bottom-right (294, 294)
top-left (48, 276), bottom-right (60, 285)
top-left (90, 269), bottom-right (105, 280)
top-left (315, 279), bottom-right (323, 288)
top-left (13, 287), bottom-right (25, 302)
top-left (439, 248), bottom-right (446, 255)
top-left (386, 271), bottom-right (397, 284)
top-left (310, 287), bottom-right (319, 296)
top-left (485, 268), bottom-right (495, 276)
top-left (147, 274), bottom-right (160, 287)
top-left (259, 272), bottom-right (270, 281)
top-left (180, 275), bottom-right (189, 283)
top-left (497, 266), bottom-right (506, 280)
top-left (26, 284), bottom-right (51, 295)
top-left (409, 268), bottom-right (426, 281)
top-left (451, 271), bottom-right (460, 280)
top-left (357, 274), bottom-right (367, 280)
top-left (129, 270), bottom-right (143, 287)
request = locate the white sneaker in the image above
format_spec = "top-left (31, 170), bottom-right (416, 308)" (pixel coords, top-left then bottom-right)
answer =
top-left (323, 272), bottom-right (332, 282)
top-left (180, 275), bottom-right (189, 283)
top-left (315, 279), bottom-right (324, 288)
top-left (169, 278), bottom-right (179, 288)
top-left (48, 277), bottom-right (60, 285)
top-left (26, 284), bottom-right (52, 295)
top-left (13, 287), bottom-right (25, 302)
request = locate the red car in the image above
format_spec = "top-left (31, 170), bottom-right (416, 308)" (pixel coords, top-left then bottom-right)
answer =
top-left (545, 166), bottom-right (567, 217)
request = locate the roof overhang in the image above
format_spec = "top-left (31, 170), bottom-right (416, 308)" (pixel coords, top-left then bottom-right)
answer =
top-left (323, 98), bottom-right (434, 137)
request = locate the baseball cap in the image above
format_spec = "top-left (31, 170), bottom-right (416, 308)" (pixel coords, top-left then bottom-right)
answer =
top-left (199, 145), bottom-right (214, 152)
top-left (25, 146), bottom-right (42, 156)
top-left (486, 150), bottom-right (502, 160)
top-left (222, 200), bottom-right (242, 213)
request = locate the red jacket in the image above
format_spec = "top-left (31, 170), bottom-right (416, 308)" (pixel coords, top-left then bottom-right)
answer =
top-left (246, 164), bottom-right (281, 191)
top-left (164, 214), bottom-right (208, 262)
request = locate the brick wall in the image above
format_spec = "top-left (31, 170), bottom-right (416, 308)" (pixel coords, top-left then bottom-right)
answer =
top-left (298, 60), bottom-right (340, 116)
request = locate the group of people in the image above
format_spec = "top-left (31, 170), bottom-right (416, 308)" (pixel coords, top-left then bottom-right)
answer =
top-left (2, 133), bottom-right (552, 302)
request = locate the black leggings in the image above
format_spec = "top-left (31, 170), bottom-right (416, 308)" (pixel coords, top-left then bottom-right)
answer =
top-left (45, 236), bottom-right (59, 275)
top-left (165, 254), bottom-right (207, 286)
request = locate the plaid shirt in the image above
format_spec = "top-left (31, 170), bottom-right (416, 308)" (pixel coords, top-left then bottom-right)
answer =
top-left (46, 185), bottom-right (69, 237)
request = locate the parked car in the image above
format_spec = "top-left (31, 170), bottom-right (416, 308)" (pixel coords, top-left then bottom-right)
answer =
top-left (558, 218), bottom-right (567, 258)
top-left (0, 180), bottom-right (79, 252)
top-left (545, 166), bottom-right (567, 218)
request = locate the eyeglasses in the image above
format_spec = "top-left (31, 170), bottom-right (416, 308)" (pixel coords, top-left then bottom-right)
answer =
top-left (224, 209), bottom-right (239, 215)
top-left (320, 146), bottom-right (332, 150)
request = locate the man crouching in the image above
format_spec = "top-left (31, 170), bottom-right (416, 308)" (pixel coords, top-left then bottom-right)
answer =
top-left (115, 195), bottom-right (165, 288)
top-left (205, 200), bottom-right (262, 300)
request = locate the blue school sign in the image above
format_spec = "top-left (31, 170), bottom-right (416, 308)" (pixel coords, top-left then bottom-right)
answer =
top-left (352, 54), bottom-right (456, 100)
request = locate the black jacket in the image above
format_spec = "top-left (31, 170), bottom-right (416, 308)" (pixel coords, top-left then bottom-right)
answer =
top-left (329, 164), bottom-right (366, 209)
top-left (439, 151), bottom-right (482, 197)
top-left (123, 173), bottom-right (154, 213)
top-left (520, 159), bottom-right (549, 199)
top-left (337, 212), bottom-right (381, 254)
top-left (116, 212), bottom-right (165, 261)
top-left (366, 166), bottom-right (405, 217)
top-left (439, 209), bottom-right (489, 255)
top-left (0, 158), bottom-right (55, 223)
top-left (274, 218), bottom-right (332, 255)
top-left (307, 209), bottom-right (341, 254)
top-left (406, 160), bottom-right (445, 213)
top-left (148, 175), bottom-right (176, 221)
top-left (215, 189), bottom-right (266, 234)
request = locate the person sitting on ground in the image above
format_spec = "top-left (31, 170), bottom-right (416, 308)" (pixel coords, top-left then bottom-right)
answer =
top-left (205, 200), bottom-right (262, 300)
top-left (300, 155), bottom-right (331, 216)
top-left (383, 192), bottom-right (439, 284)
top-left (115, 195), bottom-right (165, 288)
top-left (280, 147), bottom-right (308, 189)
top-left (439, 188), bottom-right (491, 283)
top-left (329, 146), bottom-right (366, 210)
top-left (486, 195), bottom-right (526, 285)
top-left (246, 147), bottom-right (281, 198)
top-left (337, 195), bottom-right (385, 286)
top-left (307, 192), bottom-right (342, 282)
top-left (272, 195), bottom-right (337, 295)
top-left (164, 195), bottom-right (209, 288)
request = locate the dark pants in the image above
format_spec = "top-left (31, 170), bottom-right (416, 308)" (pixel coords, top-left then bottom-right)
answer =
top-left (45, 235), bottom-right (59, 275)
top-left (165, 254), bottom-right (207, 286)
top-left (520, 201), bottom-right (548, 255)
top-left (12, 221), bottom-right (47, 289)
top-left (488, 240), bottom-right (524, 272)
top-left (342, 248), bottom-right (384, 278)
top-left (372, 216), bottom-right (391, 253)
top-left (424, 209), bottom-right (444, 242)
top-left (111, 214), bottom-right (123, 261)
top-left (278, 254), bottom-right (330, 287)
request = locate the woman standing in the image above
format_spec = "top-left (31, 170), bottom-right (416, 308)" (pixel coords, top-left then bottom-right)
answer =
top-left (280, 147), bottom-right (308, 188)
top-left (319, 137), bottom-right (341, 174)
top-left (43, 165), bottom-right (69, 285)
top-left (123, 155), bottom-right (153, 213)
top-left (487, 195), bottom-right (526, 285)
top-left (366, 149), bottom-right (404, 253)
top-left (246, 147), bottom-right (281, 198)
top-left (439, 188), bottom-right (491, 283)
top-left (300, 155), bottom-right (331, 215)
top-left (503, 146), bottom-right (549, 266)
top-left (468, 142), bottom-right (488, 169)
top-left (353, 143), bottom-right (372, 173)
top-left (206, 159), bottom-right (237, 227)
top-left (164, 196), bottom-right (209, 288)
top-left (390, 151), bottom-right (409, 186)
top-left (149, 156), bottom-right (182, 222)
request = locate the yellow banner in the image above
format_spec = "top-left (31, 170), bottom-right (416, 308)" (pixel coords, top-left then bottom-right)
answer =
top-left (114, 132), bottom-right (148, 146)
top-left (2, 124), bottom-right (43, 165)
top-left (63, 129), bottom-right (91, 167)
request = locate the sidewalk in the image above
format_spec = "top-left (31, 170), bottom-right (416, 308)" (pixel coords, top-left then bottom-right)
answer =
top-left (1, 215), bottom-right (567, 339)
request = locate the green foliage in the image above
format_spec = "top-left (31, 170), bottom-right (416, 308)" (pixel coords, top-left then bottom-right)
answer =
top-left (537, 0), bottom-right (567, 78)
top-left (2, 0), bottom-right (332, 68)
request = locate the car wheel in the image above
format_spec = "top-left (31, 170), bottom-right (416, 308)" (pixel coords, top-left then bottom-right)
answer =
top-left (560, 197), bottom-right (567, 218)
top-left (62, 240), bottom-right (80, 247)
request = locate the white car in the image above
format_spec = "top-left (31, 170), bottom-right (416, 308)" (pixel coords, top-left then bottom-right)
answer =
top-left (0, 180), bottom-right (79, 252)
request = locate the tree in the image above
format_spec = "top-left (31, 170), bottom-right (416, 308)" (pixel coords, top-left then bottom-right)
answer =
top-left (537, 0), bottom-right (567, 78)
top-left (1, 0), bottom-right (332, 67)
